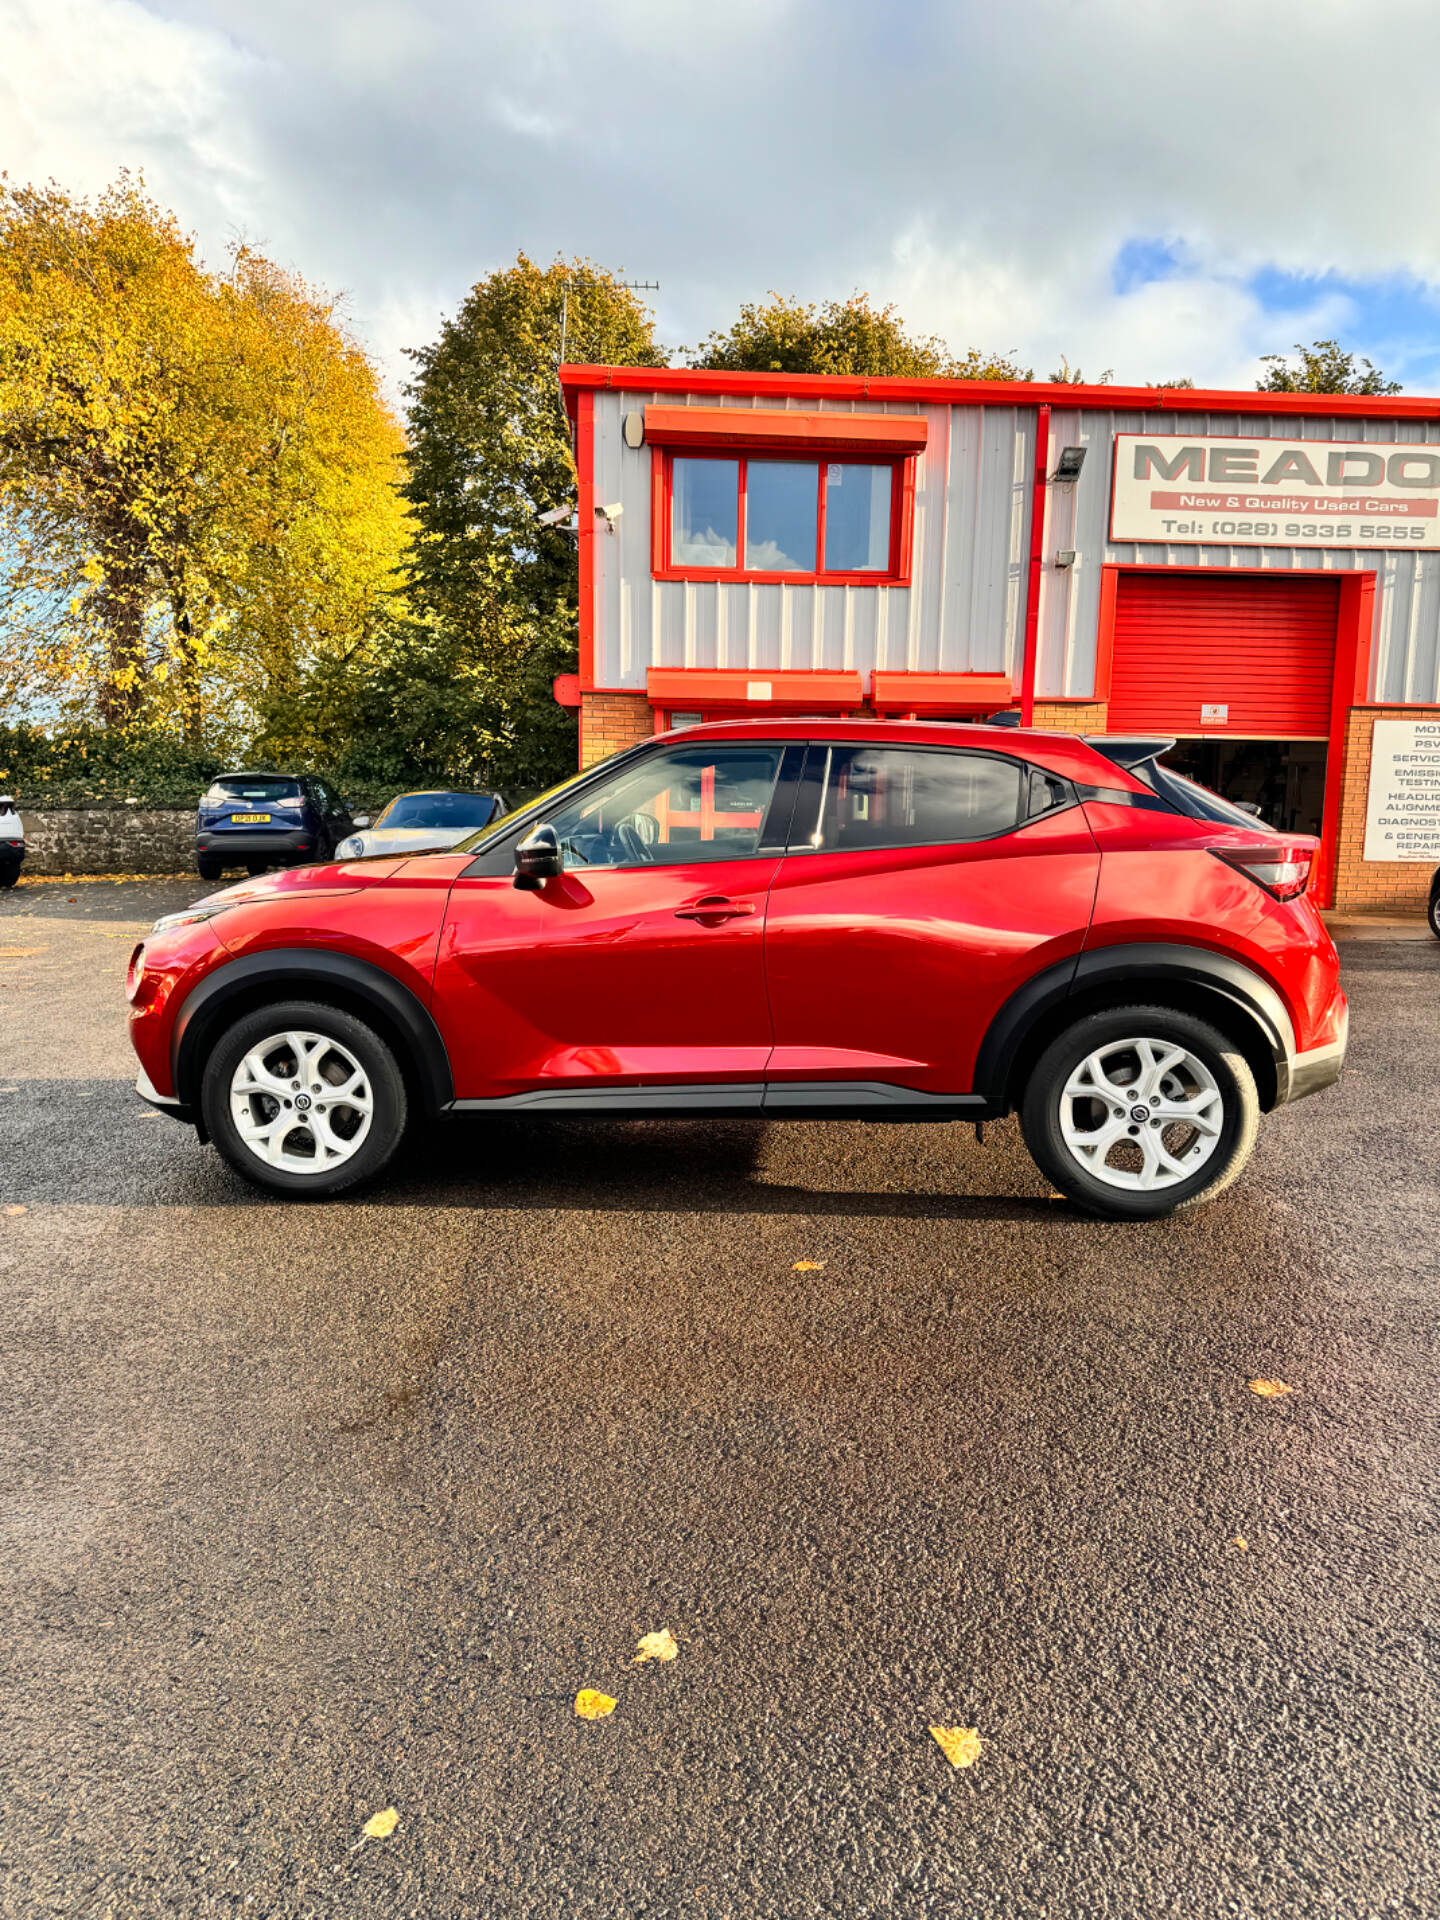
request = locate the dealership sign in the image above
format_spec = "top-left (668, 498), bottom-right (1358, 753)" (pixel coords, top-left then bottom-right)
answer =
top-left (1363, 718), bottom-right (1440, 862)
top-left (1111, 433), bottom-right (1440, 550)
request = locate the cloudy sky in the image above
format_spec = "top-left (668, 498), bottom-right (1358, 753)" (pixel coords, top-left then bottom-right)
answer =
top-left (6, 0), bottom-right (1440, 403)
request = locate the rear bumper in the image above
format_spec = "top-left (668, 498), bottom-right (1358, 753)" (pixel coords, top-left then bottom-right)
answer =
top-left (1278, 1003), bottom-right (1349, 1105)
top-left (195, 830), bottom-right (314, 861)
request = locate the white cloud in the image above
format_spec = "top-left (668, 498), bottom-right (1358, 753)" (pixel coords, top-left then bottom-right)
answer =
top-left (4, 0), bottom-right (1440, 399)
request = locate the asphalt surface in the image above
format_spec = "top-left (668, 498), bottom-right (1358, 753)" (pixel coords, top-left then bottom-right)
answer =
top-left (2, 877), bottom-right (1438, 1919)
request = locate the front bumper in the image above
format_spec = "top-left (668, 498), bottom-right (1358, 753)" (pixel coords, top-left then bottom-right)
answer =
top-left (1280, 1003), bottom-right (1349, 1105)
top-left (135, 1063), bottom-right (195, 1126)
top-left (195, 830), bottom-right (314, 862)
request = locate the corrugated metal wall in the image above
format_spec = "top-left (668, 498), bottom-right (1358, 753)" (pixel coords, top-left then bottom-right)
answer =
top-left (592, 389), bottom-right (1036, 690)
top-left (1041, 407), bottom-right (1440, 704)
top-left (592, 391), bottom-right (1440, 705)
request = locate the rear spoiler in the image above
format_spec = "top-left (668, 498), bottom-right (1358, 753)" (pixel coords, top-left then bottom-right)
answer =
top-left (1082, 735), bottom-right (1176, 772)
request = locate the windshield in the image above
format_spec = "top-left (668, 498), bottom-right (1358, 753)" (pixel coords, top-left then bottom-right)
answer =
top-left (377, 792), bottom-right (499, 830)
top-left (204, 777), bottom-right (301, 804)
top-left (448, 763), bottom-right (602, 857)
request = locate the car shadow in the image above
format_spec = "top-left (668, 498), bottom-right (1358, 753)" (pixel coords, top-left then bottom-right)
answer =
top-left (1, 1078), bottom-right (1060, 1222)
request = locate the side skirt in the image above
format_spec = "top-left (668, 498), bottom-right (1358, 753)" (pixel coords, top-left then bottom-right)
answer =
top-left (446, 1082), bottom-right (998, 1122)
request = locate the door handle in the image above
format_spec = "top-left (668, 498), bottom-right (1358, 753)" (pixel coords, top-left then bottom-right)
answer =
top-left (674, 896), bottom-right (757, 922)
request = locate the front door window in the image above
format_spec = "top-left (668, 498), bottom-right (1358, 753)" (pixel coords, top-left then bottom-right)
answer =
top-left (547, 743), bottom-right (785, 869)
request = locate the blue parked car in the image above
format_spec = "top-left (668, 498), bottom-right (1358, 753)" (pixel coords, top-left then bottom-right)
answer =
top-left (195, 772), bottom-right (362, 881)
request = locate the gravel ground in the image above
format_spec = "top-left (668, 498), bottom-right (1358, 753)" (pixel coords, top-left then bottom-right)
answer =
top-left (2, 876), bottom-right (1437, 1919)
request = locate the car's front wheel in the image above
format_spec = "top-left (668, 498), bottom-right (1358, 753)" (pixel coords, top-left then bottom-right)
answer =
top-left (1020, 1006), bottom-right (1260, 1220)
top-left (200, 1000), bottom-right (408, 1197)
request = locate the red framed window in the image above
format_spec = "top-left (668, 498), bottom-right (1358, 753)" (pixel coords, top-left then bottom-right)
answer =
top-left (652, 449), bottom-right (913, 586)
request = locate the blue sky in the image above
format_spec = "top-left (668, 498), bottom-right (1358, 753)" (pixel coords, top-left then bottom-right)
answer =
top-left (4, 0), bottom-right (1440, 399)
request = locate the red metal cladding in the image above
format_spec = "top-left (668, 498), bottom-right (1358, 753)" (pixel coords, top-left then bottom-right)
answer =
top-left (1107, 572), bottom-right (1341, 736)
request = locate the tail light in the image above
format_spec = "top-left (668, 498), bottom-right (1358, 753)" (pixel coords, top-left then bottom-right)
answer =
top-left (1211, 845), bottom-right (1313, 902)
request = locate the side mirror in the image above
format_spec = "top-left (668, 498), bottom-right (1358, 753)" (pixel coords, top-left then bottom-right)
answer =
top-left (353, 814), bottom-right (372, 830)
top-left (514, 823), bottom-right (563, 888)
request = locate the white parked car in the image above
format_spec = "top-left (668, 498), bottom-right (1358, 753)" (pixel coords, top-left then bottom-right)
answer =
top-left (334, 789), bottom-right (508, 860)
top-left (0, 795), bottom-right (24, 888)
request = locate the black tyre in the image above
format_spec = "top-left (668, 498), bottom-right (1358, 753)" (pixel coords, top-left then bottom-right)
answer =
top-left (245, 860), bottom-right (271, 876)
top-left (0, 863), bottom-right (19, 889)
top-left (200, 999), bottom-right (409, 1198)
top-left (197, 854), bottom-right (224, 882)
top-left (1429, 885), bottom-right (1440, 940)
top-left (1020, 1005), bottom-right (1260, 1221)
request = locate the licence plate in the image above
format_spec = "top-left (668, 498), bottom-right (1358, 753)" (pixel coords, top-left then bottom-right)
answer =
top-left (232, 813), bottom-right (271, 823)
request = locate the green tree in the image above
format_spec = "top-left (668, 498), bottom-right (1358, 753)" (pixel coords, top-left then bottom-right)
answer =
top-left (1048, 356), bottom-right (1114, 385)
top-left (1256, 339), bottom-right (1400, 395)
top-left (402, 253), bottom-right (666, 787)
top-left (0, 175), bottom-right (408, 743)
top-left (689, 292), bottom-right (1030, 379)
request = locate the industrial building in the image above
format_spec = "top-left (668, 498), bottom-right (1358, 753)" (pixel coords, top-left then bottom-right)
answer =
top-left (557, 364), bottom-right (1440, 910)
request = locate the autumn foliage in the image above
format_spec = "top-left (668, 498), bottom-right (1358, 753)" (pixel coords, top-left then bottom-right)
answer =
top-left (0, 176), bottom-right (408, 743)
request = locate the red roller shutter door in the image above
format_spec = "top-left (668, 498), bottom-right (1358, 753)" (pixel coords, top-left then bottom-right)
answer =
top-left (1108, 573), bottom-right (1339, 735)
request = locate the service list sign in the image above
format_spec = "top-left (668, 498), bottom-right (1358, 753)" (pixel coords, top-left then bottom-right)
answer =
top-left (1111, 433), bottom-right (1440, 550)
top-left (1363, 719), bottom-right (1440, 862)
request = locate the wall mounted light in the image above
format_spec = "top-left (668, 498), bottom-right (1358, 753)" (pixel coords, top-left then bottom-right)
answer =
top-left (623, 411), bottom-right (645, 449)
top-left (1055, 549), bottom-right (1077, 568)
top-left (1052, 445), bottom-right (1087, 482)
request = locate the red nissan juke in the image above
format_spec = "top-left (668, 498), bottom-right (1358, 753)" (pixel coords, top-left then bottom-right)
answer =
top-left (127, 720), bottom-right (1348, 1220)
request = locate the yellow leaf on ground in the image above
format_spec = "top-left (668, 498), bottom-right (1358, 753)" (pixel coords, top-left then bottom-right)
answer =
top-left (4, 1205), bottom-right (26, 1217)
top-left (930, 1725), bottom-right (983, 1769)
top-left (792, 1260), bottom-right (826, 1272)
top-left (0, 946), bottom-right (47, 959)
top-left (632, 1628), bottom-right (679, 1665)
top-left (1249, 1379), bottom-right (1294, 1397)
top-left (1231, 1536), bottom-right (1248, 1551)
top-left (360, 1807), bottom-right (399, 1839)
top-left (574, 1689), bottom-right (617, 1719)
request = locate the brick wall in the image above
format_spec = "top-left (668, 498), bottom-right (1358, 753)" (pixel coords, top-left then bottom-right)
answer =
top-left (16, 808), bottom-right (194, 876)
top-left (1032, 701), bottom-right (1107, 734)
top-left (1331, 705), bottom-right (1440, 912)
top-left (580, 691), bottom-right (655, 768)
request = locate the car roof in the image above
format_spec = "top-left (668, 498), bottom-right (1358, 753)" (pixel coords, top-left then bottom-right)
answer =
top-left (651, 716), bottom-right (1140, 785)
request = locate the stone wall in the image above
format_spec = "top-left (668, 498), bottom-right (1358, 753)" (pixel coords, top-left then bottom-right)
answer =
top-left (16, 809), bottom-right (194, 876)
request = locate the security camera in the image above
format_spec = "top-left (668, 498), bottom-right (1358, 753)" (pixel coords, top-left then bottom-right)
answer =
top-left (596, 502), bottom-right (624, 523)
top-left (536, 503), bottom-right (575, 528)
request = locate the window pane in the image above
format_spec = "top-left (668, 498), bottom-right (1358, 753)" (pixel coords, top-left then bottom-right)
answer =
top-left (547, 745), bottom-right (784, 869)
top-left (824, 463), bottom-right (892, 572)
top-left (803, 747), bottom-right (1022, 851)
top-left (673, 458), bottom-right (738, 566)
top-left (745, 461), bottom-right (817, 573)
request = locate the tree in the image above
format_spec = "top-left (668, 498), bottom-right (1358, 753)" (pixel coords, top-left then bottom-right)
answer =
top-left (688, 292), bottom-right (1031, 380)
top-left (1256, 339), bottom-right (1401, 395)
top-left (0, 176), bottom-right (408, 742)
top-left (402, 253), bottom-right (667, 786)
top-left (1049, 357), bottom-right (1113, 385)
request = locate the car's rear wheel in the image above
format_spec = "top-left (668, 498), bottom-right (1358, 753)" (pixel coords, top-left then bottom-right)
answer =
top-left (0, 864), bottom-right (19, 889)
top-left (1020, 1006), bottom-right (1260, 1220)
top-left (200, 1000), bottom-right (408, 1197)
top-left (1428, 885), bottom-right (1440, 940)
top-left (197, 854), bottom-right (224, 881)
top-left (245, 860), bottom-right (271, 876)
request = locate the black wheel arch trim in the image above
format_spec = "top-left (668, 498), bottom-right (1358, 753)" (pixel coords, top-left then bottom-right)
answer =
top-left (172, 948), bottom-right (454, 1114)
top-left (974, 942), bottom-right (1297, 1108)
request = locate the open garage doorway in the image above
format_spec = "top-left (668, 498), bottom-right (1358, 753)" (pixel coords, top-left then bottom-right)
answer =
top-left (1161, 738), bottom-right (1328, 837)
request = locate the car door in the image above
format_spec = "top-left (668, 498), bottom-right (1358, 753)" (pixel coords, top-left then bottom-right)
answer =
top-left (435, 740), bottom-right (799, 1103)
top-left (762, 742), bottom-right (1100, 1098)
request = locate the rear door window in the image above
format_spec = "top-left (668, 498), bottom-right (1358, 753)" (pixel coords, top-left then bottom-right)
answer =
top-left (790, 746), bottom-right (1024, 852)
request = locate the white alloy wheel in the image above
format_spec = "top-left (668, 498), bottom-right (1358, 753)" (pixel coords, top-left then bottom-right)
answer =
top-left (228, 1028), bottom-right (374, 1175)
top-left (1058, 1035), bottom-right (1224, 1193)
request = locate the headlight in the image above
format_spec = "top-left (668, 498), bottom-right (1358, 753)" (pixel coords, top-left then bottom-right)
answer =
top-left (336, 836), bottom-right (364, 858)
top-left (150, 904), bottom-right (226, 936)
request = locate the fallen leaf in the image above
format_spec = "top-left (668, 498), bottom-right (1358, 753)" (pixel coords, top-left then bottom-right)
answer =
top-left (632, 1628), bottom-right (679, 1665)
top-left (4, 1205), bottom-right (26, 1217)
top-left (575, 1689), bottom-right (617, 1719)
top-left (1231, 1537), bottom-right (1248, 1551)
top-left (792, 1260), bottom-right (826, 1272)
top-left (930, 1725), bottom-right (983, 1769)
top-left (0, 946), bottom-right (47, 959)
top-left (1249, 1379), bottom-right (1294, 1398)
top-left (360, 1807), bottom-right (399, 1840)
